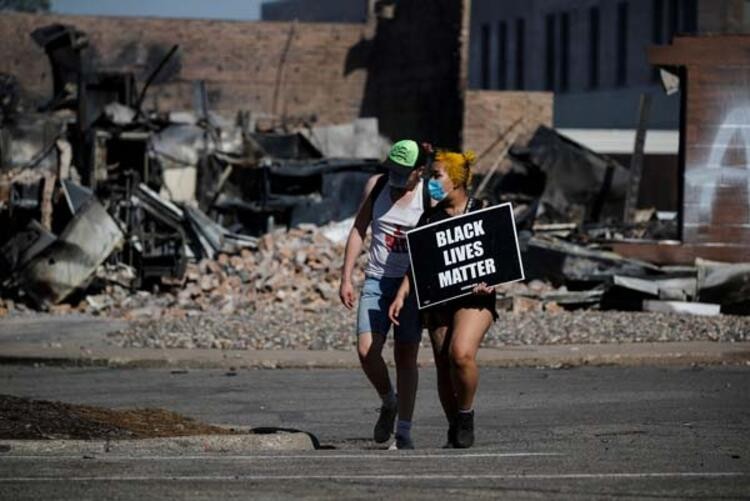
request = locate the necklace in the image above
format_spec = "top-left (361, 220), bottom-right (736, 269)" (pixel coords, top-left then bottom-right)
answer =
top-left (444, 196), bottom-right (469, 217)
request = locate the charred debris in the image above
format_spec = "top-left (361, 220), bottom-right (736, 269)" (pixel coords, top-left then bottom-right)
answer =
top-left (0, 24), bottom-right (746, 316)
top-left (0, 24), bottom-right (382, 309)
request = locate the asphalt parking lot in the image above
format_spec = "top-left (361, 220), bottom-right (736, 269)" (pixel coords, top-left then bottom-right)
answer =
top-left (1, 365), bottom-right (748, 499)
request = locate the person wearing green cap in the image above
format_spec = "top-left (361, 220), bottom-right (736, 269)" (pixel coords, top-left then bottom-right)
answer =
top-left (339, 139), bottom-right (430, 450)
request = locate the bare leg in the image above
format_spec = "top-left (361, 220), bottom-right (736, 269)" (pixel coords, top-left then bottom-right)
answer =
top-left (429, 325), bottom-right (458, 423)
top-left (393, 341), bottom-right (419, 422)
top-left (357, 332), bottom-right (392, 396)
top-left (449, 308), bottom-right (493, 410)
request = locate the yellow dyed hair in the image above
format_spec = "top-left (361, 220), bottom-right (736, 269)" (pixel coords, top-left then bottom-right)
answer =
top-left (434, 150), bottom-right (477, 188)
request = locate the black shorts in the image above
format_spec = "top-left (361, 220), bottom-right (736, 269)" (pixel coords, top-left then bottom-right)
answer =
top-left (422, 293), bottom-right (498, 329)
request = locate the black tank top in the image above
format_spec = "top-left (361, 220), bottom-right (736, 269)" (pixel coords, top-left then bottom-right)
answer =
top-left (417, 197), bottom-right (487, 227)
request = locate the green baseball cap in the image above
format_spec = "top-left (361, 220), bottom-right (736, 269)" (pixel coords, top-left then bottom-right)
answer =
top-left (384, 139), bottom-right (421, 187)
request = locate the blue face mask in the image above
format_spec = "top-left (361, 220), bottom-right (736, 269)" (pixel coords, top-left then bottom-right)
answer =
top-left (428, 179), bottom-right (447, 201)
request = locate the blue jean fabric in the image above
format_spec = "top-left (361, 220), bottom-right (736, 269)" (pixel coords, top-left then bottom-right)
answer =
top-left (356, 276), bottom-right (422, 343)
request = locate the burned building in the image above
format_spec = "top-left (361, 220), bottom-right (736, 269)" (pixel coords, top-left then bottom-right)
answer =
top-left (0, 1), bottom-right (534, 307)
top-left (612, 35), bottom-right (750, 264)
top-left (0, 1), bottom-right (553, 149)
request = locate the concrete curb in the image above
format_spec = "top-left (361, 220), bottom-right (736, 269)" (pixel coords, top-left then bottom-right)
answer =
top-left (0, 341), bottom-right (749, 369)
top-left (0, 432), bottom-right (315, 456)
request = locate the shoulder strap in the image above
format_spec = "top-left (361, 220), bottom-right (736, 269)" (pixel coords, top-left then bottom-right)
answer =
top-left (370, 173), bottom-right (389, 204)
top-left (465, 197), bottom-right (487, 213)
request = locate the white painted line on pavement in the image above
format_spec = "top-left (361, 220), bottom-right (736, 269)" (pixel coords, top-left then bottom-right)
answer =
top-left (0, 452), bottom-right (562, 460)
top-left (0, 472), bottom-right (746, 482)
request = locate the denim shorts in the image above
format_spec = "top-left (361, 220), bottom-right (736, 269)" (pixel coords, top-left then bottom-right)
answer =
top-left (356, 276), bottom-right (422, 344)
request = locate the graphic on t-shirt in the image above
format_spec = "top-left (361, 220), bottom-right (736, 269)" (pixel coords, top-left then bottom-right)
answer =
top-left (385, 225), bottom-right (409, 253)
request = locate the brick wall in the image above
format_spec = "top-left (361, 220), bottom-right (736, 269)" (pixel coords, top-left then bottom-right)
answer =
top-left (0, 4), bottom-right (470, 147)
top-left (650, 35), bottom-right (750, 260)
top-left (359, 0), bottom-right (467, 148)
top-left (0, 12), bottom-right (370, 125)
top-left (463, 90), bottom-right (553, 174)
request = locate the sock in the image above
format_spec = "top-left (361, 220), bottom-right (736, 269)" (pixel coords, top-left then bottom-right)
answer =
top-left (459, 408), bottom-right (473, 415)
top-left (380, 389), bottom-right (397, 408)
top-left (396, 420), bottom-right (412, 439)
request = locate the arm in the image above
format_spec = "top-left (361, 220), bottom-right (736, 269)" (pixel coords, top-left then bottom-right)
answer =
top-left (387, 271), bottom-right (412, 325)
top-left (339, 174), bottom-right (381, 309)
top-left (388, 207), bottom-right (429, 322)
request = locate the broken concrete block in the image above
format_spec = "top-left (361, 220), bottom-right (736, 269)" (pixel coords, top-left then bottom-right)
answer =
top-left (544, 301), bottom-right (565, 314)
top-left (184, 264), bottom-right (201, 282)
top-left (199, 275), bottom-right (219, 292)
top-left (260, 234), bottom-right (274, 252)
top-left (512, 296), bottom-right (543, 314)
top-left (48, 303), bottom-right (72, 315)
top-left (229, 255), bottom-right (244, 270)
top-left (495, 296), bottom-right (513, 311)
top-left (642, 300), bottom-right (721, 316)
top-left (224, 275), bottom-right (242, 290)
top-left (125, 306), bottom-right (164, 320)
top-left (697, 260), bottom-right (750, 314)
top-left (653, 277), bottom-right (696, 301)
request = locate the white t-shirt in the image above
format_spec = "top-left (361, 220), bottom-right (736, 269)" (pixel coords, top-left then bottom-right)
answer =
top-left (364, 179), bottom-right (424, 278)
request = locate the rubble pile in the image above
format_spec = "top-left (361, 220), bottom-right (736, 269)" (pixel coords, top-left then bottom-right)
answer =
top-left (127, 224), bottom-right (362, 318)
top-left (106, 229), bottom-right (750, 352)
top-left (109, 224), bottom-right (369, 351)
top-left (0, 223), bottom-right (362, 318)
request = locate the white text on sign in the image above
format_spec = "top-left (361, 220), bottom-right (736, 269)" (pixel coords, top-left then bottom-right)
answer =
top-left (435, 221), bottom-right (486, 248)
top-left (443, 241), bottom-right (484, 266)
top-left (438, 259), bottom-right (497, 288)
top-left (435, 220), bottom-right (496, 288)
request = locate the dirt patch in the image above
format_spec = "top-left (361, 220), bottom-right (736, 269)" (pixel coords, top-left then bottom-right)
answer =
top-left (0, 394), bottom-right (237, 440)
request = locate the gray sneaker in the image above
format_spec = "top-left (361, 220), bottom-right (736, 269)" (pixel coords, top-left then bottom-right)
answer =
top-left (373, 402), bottom-right (397, 443)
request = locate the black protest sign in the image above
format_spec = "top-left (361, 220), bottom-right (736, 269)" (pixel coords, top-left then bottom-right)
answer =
top-left (406, 203), bottom-right (524, 309)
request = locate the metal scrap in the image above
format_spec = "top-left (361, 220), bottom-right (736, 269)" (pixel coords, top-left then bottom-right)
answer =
top-left (18, 198), bottom-right (124, 307)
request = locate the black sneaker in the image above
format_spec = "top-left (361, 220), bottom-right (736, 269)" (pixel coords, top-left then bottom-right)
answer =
top-left (443, 423), bottom-right (457, 448)
top-left (454, 411), bottom-right (474, 448)
top-left (373, 402), bottom-right (397, 443)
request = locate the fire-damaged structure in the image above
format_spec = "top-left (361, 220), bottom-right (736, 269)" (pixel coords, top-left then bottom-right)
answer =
top-left (488, 121), bottom-right (747, 315)
top-left (614, 35), bottom-right (750, 264)
top-left (0, 23), bottom-right (383, 308)
top-left (0, 16), bottom-right (748, 318)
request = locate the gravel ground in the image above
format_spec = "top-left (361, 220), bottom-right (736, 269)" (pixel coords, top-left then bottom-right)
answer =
top-left (108, 304), bottom-right (750, 351)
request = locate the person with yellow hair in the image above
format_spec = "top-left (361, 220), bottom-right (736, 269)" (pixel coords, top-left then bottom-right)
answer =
top-left (388, 149), bottom-right (498, 449)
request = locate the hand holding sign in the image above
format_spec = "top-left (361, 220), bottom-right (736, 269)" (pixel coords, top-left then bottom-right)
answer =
top-left (472, 282), bottom-right (495, 295)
